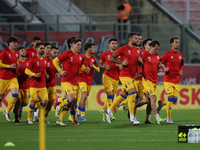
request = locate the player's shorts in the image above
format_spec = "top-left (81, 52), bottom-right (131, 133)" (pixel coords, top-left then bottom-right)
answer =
top-left (47, 86), bottom-right (56, 102)
top-left (18, 89), bottom-right (29, 103)
top-left (119, 77), bottom-right (135, 92)
top-left (142, 78), bottom-right (157, 96)
top-left (30, 87), bottom-right (48, 101)
top-left (79, 82), bottom-right (92, 95)
top-left (134, 79), bottom-right (144, 100)
top-left (0, 78), bottom-right (19, 94)
top-left (164, 82), bottom-right (180, 97)
top-left (102, 74), bottom-right (119, 95)
top-left (61, 82), bottom-right (78, 99)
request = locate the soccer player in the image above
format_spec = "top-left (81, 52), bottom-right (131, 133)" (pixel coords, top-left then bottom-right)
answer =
top-left (157, 37), bottom-right (184, 123)
top-left (25, 43), bottom-right (48, 124)
top-left (99, 38), bottom-right (121, 122)
top-left (105, 32), bottom-right (143, 124)
top-left (53, 37), bottom-right (90, 126)
top-left (26, 36), bottom-right (41, 59)
top-left (33, 42), bottom-right (51, 121)
top-left (44, 45), bottom-right (59, 122)
top-left (0, 36), bottom-right (20, 122)
top-left (77, 42), bottom-right (100, 122)
top-left (13, 46), bottom-right (30, 122)
top-left (134, 41), bottom-right (166, 124)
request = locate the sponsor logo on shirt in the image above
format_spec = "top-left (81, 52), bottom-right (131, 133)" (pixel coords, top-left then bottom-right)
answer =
top-left (108, 55), bottom-right (110, 60)
top-left (37, 62), bottom-right (39, 66)
top-left (71, 57), bottom-right (73, 62)
top-left (32, 53), bottom-right (34, 57)
top-left (128, 50), bottom-right (131, 55)
top-left (47, 62), bottom-right (50, 67)
top-left (148, 57), bottom-right (151, 61)
top-left (9, 54), bottom-right (11, 58)
top-left (171, 56), bottom-right (173, 59)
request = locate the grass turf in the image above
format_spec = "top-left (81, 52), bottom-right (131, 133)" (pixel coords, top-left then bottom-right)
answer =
top-left (0, 109), bottom-right (199, 150)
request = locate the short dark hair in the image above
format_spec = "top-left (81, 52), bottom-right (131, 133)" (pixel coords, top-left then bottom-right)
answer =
top-left (142, 38), bottom-right (152, 48)
top-left (149, 41), bottom-right (160, 47)
top-left (170, 37), bottom-right (178, 44)
top-left (84, 42), bottom-right (95, 51)
top-left (36, 43), bottom-right (44, 48)
top-left (136, 32), bottom-right (141, 36)
top-left (51, 45), bottom-right (58, 50)
top-left (17, 46), bottom-right (26, 51)
top-left (193, 52), bottom-right (198, 55)
top-left (71, 37), bottom-right (82, 45)
top-left (127, 32), bottom-right (137, 39)
top-left (7, 36), bottom-right (18, 46)
top-left (44, 42), bottom-right (50, 47)
top-left (109, 38), bottom-right (118, 43)
top-left (33, 36), bottom-right (41, 42)
top-left (67, 36), bottom-right (76, 49)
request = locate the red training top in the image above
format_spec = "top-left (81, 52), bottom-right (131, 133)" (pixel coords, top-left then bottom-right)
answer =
top-left (46, 55), bottom-right (57, 87)
top-left (26, 47), bottom-right (37, 60)
top-left (0, 47), bottom-right (19, 80)
top-left (161, 49), bottom-right (184, 84)
top-left (57, 50), bottom-right (84, 86)
top-left (27, 56), bottom-right (47, 88)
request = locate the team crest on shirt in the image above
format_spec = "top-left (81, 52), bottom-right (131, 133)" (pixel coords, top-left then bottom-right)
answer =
top-left (71, 57), bottom-right (73, 62)
top-left (179, 56), bottom-right (181, 59)
top-left (44, 60), bottom-right (47, 64)
top-left (137, 50), bottom-right (140, 53)
top-left (149, 90), bottom-right (153, 94)
top-left (26, 63), bottom-right (28, 66)
top-left (91, 59), bottom-right (94, 62)
top-left (171, 56), bottom-right (173, 59)
top-left (16, 53), bottom-right (18, 57)
top-left (157, 56), bottom-right (159, 59)
top-left (79, 57), bottom-right (82, 60)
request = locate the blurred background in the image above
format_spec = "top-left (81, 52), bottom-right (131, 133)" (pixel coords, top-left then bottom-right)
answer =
top-left (0, 0), bottom-right (200, 86)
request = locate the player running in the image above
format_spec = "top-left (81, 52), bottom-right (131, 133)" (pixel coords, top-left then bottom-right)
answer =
top-left (77, 42), bottom-right (100, 122)
top-left (99, 38), bottom-right (122, 122)
top-left (0, 36), bottom-right (20, 122)
top-left (157, 37), bottom-right (184, 123)
top-left (26, 36), bottom-right (41, 59)
top-left (53, 37), bottom-right (90, 126)
top-left (105, 32), bottom-right (143, 124)
top-left (134, 41), bottom-right (167, 125)
top-left (25, 43), bottom-right (48, 124)
top-left (13, 46), bottom-right (30, 122)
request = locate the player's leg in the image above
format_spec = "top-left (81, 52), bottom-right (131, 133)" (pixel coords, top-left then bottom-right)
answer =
top-left (19, 89), bottom-right (29, 120)
top-left (144, 99), bottom-right (154, 124)
top-left (38, 88), bottom-right (48, 123)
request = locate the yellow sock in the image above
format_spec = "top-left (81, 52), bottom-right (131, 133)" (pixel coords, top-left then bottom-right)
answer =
top-left (121, 98), bottom-right (128, 105)
top-left (110, 94), bottom-right (126, 111)
top-left (167, 101), bottom-right (173, 118)
top-left (162, 100), bottom-right (167, 106)
top-left (81, 111), bottom-right (85, 116)
top-left (6, 96), bottom-right (18, 112)
top-left (128, 92), bottom-right (137, 114)
top-left (27, 104), bottom-right (34, 120)
top-left (59, 99), bottom-right (71, 109)
top-left (103, 100), bottom-right (107, 111)
top-left (60, 107), bottom-right (69, 120)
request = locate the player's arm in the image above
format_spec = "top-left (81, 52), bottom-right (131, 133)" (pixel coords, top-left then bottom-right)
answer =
top-left (53, 57), bottom-right (66, 76)
top-left (80, 64), bottom-right (90, 74)
top-left (179, 56), bottom-right (184, 75)
top-left (0, 60), bottom-right (13, 68)
top-left (0, 51), bottom-right (16, 68)
top-left (25, 68), bottom-right (41, 77)
top-left (110, 54), bottom-right (122, 64)
top-left (91, 59), bottom-right (100, 73)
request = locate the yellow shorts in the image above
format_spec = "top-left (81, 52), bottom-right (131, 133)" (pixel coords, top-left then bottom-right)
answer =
top-left (0, 78), bottom-right (19, 94)
top-left (103, 74), bottom-right (119, 95)
top-left (134, 79), bottom-right (144, 100)
top-left (79, 82), bottom-right (92, 95)
top-left (61, 82), bottom-right (78, 99)
top-left (18, 89), bottom-right (29, 103)
top-left (30, 87), bottom-right (48, 101)
top-left (142, 78), bottom-right (157, 96)
top-left (119, 77), bottom-right (135, 92)
top-left (164, 82), bottom-right (180, 97)
top-left (47, 86), bottom-right (56, 102)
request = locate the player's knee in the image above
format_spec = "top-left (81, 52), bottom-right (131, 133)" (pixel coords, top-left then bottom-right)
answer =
top-left (12, 93), bottom-right (18, 98)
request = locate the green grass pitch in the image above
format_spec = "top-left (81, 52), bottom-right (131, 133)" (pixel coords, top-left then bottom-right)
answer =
top-left (0, 109), bottom-right (199, 150)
